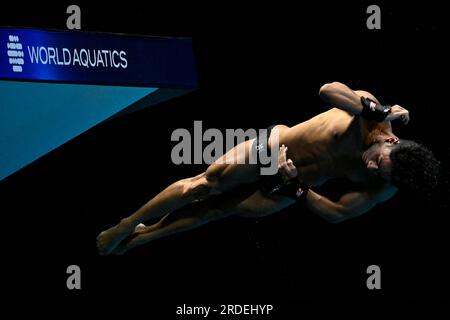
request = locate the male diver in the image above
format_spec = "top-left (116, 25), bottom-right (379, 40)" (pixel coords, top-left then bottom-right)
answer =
top-left (97, 81), bottom-right (439, 255)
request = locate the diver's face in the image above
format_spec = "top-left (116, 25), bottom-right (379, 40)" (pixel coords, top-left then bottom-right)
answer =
top-left (362, 142), bottom-right (394, 181)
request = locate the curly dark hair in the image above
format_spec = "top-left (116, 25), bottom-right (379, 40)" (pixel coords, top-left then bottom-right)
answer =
top-left (390, 140), bottom-right (440, 197)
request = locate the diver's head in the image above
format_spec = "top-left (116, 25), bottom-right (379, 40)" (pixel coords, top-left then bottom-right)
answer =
top-left (363, 138), bottom-right (440, 195)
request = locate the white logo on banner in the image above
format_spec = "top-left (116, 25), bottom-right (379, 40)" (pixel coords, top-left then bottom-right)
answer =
top-left (7, 35), bottom-right (24, 73)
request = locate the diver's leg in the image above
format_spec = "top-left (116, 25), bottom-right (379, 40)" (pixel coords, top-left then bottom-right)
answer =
top-left (97, 140), bottom-right (260, 255)
top-left (113, 188), bottom-right (294, 255)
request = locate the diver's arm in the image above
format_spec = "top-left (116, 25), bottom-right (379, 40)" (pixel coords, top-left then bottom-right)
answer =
top-left (305, 186), bottom-right (397, 223)
top-left (319, 82), bottom-right (380, 115)
top-left (319, 82), bottom-right (410, 124)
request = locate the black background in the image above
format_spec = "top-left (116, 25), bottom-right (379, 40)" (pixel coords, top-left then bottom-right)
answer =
top-left (1, 1), bottom-right (448, 317)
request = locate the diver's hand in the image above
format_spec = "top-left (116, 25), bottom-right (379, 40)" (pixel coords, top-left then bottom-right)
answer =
top-left (385, 105), bottom-right (410, 125)
top-left (278, 144), bottom-right (298, 181)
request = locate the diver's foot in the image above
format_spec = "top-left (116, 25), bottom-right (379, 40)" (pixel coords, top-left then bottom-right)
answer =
top-left (96, 219), bottom-right (135, 255)
top-left (112, 223), bottom-right (156, 255)
top-left (134, 223), bottom-right (147, 233)
top-left (111, 224), bottom-right (146, 256)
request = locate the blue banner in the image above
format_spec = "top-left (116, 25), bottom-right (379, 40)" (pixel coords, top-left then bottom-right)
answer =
top-left (0, 27), bottom-right (198, 88)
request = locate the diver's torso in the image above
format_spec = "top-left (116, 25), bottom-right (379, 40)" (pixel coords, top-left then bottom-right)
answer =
top-left (271, 108), bottom-right (388, 187)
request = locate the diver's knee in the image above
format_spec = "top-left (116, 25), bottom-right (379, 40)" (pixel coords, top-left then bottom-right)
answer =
top-left (181, 173), bottom-right (220, 201)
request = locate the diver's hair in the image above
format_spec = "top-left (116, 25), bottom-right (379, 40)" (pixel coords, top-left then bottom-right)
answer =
top-left (390, 140), bottom-right (440, 197)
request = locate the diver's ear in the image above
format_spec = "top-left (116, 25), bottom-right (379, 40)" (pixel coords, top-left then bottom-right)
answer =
top-left (367, 160), bottom-right (378, 170)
